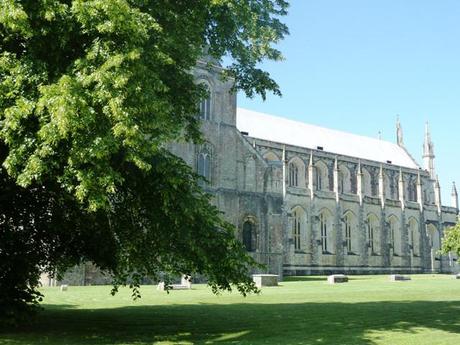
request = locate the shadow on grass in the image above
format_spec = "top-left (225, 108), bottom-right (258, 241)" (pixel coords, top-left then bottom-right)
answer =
top-left (1, 300), bottom-right (460, 345)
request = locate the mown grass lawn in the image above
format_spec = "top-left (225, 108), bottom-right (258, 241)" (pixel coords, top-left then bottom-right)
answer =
top-left (1, 275), bottom-right (460, 345)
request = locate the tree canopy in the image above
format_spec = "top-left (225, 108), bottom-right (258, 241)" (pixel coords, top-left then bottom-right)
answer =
top-left (441, 222), bottom-right (460, 257)
top-left (0, 0), bottom-right (288, 325)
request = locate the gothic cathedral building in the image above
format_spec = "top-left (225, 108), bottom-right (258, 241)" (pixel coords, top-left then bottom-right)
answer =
top-left (169, 61), bottom-right (460, 277)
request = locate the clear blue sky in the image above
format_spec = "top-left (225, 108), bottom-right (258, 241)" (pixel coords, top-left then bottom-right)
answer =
top-left (236, 0), bottom-right (460, 205)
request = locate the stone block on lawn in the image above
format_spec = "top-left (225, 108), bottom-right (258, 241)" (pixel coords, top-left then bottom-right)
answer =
top-left (60, 284), bottom-right (68, 292)
top-left (327, 274), bottom-right (348, 284)
top-left (252, 274), bottom-right (279, 288)
top-left (454, 274), bottom-right (460, 279)
top-left (390, 274), bottom-right (411, 282)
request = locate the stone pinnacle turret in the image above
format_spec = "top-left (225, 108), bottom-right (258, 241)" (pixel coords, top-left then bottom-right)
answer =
top-left (423, 122), bottom-right (436, 179)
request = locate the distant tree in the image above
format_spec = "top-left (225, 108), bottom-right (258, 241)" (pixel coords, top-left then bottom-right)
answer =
top-left (0, 0), bottom-right (288, 325)
top-left (441, 222), bottom-right (460, 257)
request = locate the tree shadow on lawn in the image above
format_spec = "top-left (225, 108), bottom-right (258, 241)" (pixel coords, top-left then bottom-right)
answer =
top-left (2, 300), bottom-right (460, 345)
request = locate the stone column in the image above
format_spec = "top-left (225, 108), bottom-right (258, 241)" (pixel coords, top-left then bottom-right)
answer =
top-left (310, 210), bottom-right (320, 266)
top-left (357, 160), bottom-right (363, 205)
top-left (335, 202), bottom-right (344, 269)
top-left (399, 168), bottom-right (405, 211)
top-left (308, 152), bottom-right (315, 200)
top-left (334, 157), bottom-right (340, 203)
top-left (379, 164), bottom-right (385, 208)
top-left (434, 175), bottom-right (442, 215)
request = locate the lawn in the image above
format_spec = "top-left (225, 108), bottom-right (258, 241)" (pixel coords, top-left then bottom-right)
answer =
top-left (1, 275), bottom-right (460, 345)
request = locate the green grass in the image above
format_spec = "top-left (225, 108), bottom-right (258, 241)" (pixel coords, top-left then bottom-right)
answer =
top-left (2, 275), bottom-right (460, 344)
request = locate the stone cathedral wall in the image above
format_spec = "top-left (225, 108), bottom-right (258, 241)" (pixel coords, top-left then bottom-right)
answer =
top-left (46, 63), bottom-right (459, 287)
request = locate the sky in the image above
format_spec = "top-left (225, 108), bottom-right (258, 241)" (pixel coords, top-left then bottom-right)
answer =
top-left (236, 0), bottom-right (460, 205)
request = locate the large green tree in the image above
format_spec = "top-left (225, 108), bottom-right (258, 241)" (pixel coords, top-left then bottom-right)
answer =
top-left (0, 0), bottom-right (288, 325)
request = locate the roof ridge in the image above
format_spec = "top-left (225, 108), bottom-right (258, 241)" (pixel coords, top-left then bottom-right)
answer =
top-left (236, 107), bottom-right (404, 147)
top-left (236, 107), bottom-right (419, 169)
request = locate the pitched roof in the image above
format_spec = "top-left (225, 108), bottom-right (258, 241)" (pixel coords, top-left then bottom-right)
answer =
top-left (236, 108), bottom-right (420, 169)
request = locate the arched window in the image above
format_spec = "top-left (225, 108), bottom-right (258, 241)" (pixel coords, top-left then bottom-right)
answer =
top-left (263, 151), bottom-right (280, 162)
top-left (242, 220), bottom-right (256, 252)
top-left (387, 173), bottom-right (399, 200)
top-left (289, 162), bottom-right (299, 187)
top-left (198, 84), bottom-right (211, 120)
top-left (288, 157), bottom-right (305, 188)
top-left (291, 206), bottom-right (307, 252)
top-left (319, 209), bottom-right (334, 254)
top-left (316, 161), bottom-right (329, 191)
top-left (320, 212), bottom-right (328, 253)
top-left (388, 215), bottom-right (401, 256)
top-left (408, 218), bottom-right (419, 256)
top-left (363, 168), bottom-right (372, 197)
top-left (292, 210), bottom-right (301, 251)
top-left (367, 214), bottom-right (380, 255)
top-left (407, 177), bottom-right (417, 202)
top-left (427, 223), bottom-right (440, 270)
top-left (197, 144), bottom-right (212, 184)
top-left (338, 165), bottom-right (352, 194)
top-left (345, 214), bottom-right (352, 253)
top-left (343, 211), bottom-right (356, 254)
top-left (427, 224), bottom-right (440, 255)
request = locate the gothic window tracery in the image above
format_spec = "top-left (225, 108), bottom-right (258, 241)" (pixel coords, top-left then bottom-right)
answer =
top-left (291, 206), bottom-right (307, 252)
top-left (316, 161), bottom-right (329, 191)
top-left (320, 213), bottom-right (328, 253)
top-left (197, 143), bottom-right (212, 184)
top-left (198, 82), bottom-right (211, 120)
top-left (343, 211), bottom-right (356, 254)
top-left (407, 177), bottom-right (417, 202)
top-left (320, 209), bottom-right (334, 254)
top-left (289, 162), bottom-right (299, 187)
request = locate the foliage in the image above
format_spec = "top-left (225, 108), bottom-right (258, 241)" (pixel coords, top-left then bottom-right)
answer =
top-left (0, 0), bottom-right (288, 325)
top-left (441, 221), bottom-right (460, 257)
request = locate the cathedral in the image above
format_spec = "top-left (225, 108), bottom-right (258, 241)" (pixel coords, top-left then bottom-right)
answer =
top-left (42, 62), bottom-right (459, 287)
top-left (170, 61), bottom-right (460, 277)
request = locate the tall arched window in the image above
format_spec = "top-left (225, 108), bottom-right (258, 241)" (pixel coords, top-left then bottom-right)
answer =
top-left (289, 162), bottom-right (299, 187)
top-left (316, 161), bottom-right (329, 191)
top-left (343, 211), bottom-right (356, 254)
top-left (427, 223), bottom-right (440, 270)
top-left (363, 168), bottom-right (372, 197)
top-left (407, 177), bottom-right (417, 202)
top-left (388, 215), bottom-right (401, 256)
top-left (387, 173), bottom-right (399, 200)
top-left (408, 218), bottom-right (419, 256)
top-left (197, 144), bottom-right (212, 184)
top-left (198, 84), bottom-right (211, 120)
top-left (291, 206), bottom-right (307, 252)
top-left (338, 165), bottom-right (352, 194)
top-left (367, 214), bottom-right (380, 255)
top-left (292, 210), bottom-right (301, 251)
top-left (242, 220), bottom-right (256, 252)
top-left (368, 222), bottom-right (374, 252)
top-left (320, 212), bottom-right (328, 253)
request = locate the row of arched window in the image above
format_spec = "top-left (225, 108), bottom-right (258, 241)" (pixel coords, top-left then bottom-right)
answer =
top-left (241, 211), bottom-right (441, 258)
top-left (289, 208), bottom-right (429, 257)
top-left (273, 153), bottom-right (420, 201)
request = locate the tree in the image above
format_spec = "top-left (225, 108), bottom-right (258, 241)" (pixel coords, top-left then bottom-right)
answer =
top-left (441, 222), bottom-right (460, 257)
top-left (0, 0), bottom-right (289, 325)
